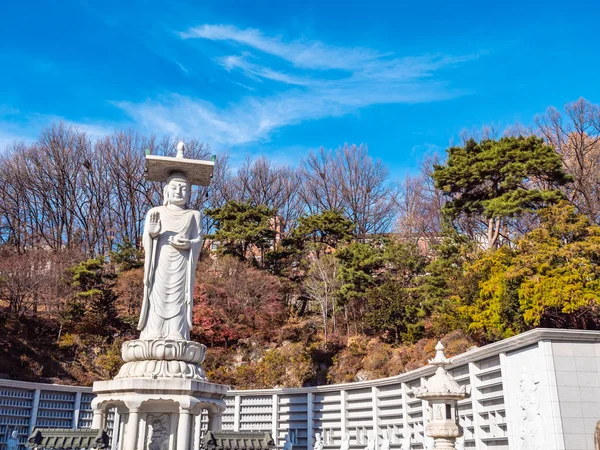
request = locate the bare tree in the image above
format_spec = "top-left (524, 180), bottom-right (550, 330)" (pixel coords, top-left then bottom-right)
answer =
top-left (300, 144), bottom-right (398, 236)
top-left (235, 156), bottom-right (303, 236)
top-left (98, 132), bottom-right (147, 249)
top-left (536, 98), bottom-right (600, 224)
top-left (396, 155), bottom-right (444, 242)
top-left (0, 143), bottom-right (30, 251)
top-left (303, 254), bottom-right (341, 343)
top-left (0, 247), bottom-right (54, 317)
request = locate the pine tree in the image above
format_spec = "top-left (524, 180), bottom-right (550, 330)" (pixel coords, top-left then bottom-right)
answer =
top-left (205, 201), bottom-right (276, 264)
top-left (68, 257), bottom-right (117, 333)
top-left (433, 136), bottom-right (572, 248)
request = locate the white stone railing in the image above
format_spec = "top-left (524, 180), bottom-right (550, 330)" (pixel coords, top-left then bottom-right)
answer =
top-left (1, 328), bottom-right (599, 450)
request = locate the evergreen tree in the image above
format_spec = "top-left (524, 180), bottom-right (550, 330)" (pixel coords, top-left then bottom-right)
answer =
top-left (288, 211), bottom-right (355, 255)
top-left (420, 225), bottom-right (478, 336)
top-left (464, 203), bottom-right (600, 340)
top-left (512, 203), bottom-right (600, 329)
top-left (433, 136), bottom-right (572, 248)
top-left (266, 211), bottom-right (354, 278)
top-left (336, 241), bottom-right (385, 306)
top-left (335, 241), bottom-right (385, 332)
top-left (110, 237), bottom-right (143, 271)
top-left (205, 201), bottom-right (276, 264)
top-left (68, 257), bottom-right (117, 333)
top-left (364, 241), bottom-right (427, 343)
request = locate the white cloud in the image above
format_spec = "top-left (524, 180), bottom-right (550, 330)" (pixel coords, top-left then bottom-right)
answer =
top-left (115, 24), bottom-right (479, 148)
top-left (180, 24), bottom-right (385, 71)
top-left (116, 79), bottom-right (463, 148)
top-left (0, 129), bottom-right (28, 152)
top-left (218, 54), bottom-right (313, 86)
top-left (0, 109), bottom-right (121, 152)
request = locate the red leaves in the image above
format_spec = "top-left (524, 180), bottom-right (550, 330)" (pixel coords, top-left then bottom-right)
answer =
top-left (191, 257), bottom-right (286, 347)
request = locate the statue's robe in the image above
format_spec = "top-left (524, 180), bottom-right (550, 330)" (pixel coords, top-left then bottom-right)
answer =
top-left (138, 205), bottom-right (202, 341)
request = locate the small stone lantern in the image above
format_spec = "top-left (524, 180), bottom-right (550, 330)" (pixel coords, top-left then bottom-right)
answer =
top-left (414, 342), bottom-right (470, 450)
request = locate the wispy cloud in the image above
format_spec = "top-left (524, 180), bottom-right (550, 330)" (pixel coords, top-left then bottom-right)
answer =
top-left (117, 80), bottom-right (463, 148)
top-left (115, 24), bottom-right (479, 148)
top-left (218, 54), bottom-right (313, 86)
top-left (0, 106), bottom-right (120, 151)
top-left (180, 24), bottom-right (385, 71)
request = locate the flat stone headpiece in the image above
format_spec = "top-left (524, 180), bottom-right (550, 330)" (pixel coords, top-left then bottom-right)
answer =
top-left (145, 140), bottom-right (214, 187)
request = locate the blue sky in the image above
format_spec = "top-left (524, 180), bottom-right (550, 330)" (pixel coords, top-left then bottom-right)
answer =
top-left (1, 0), bottom-right (599, 177)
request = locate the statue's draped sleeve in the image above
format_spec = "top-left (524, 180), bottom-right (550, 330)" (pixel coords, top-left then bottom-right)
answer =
top-left (138, 209), bottom-right (157, 331)
top-left (185, 211), bottom-right (203, 329)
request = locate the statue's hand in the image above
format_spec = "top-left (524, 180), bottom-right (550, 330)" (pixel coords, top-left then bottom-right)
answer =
top-left (147, 211), bottom-right (161, 237)
top-left (169, 235), bottom-right (190, 249)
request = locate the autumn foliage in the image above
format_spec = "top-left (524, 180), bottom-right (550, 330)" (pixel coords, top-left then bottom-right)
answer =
top-left (192, 257), bottom-right (286, 347)
top-left (2, 98), bottom-right (600, 388)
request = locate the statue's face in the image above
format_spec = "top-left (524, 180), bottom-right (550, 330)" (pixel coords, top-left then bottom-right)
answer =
top-left (167, 178), bottom-right (189, 206)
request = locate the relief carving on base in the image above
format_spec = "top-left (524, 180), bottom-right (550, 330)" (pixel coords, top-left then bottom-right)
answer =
top-left (518, 368), bottom-right (543, 450)
top-left (146, 413), bottom-right (171, 450)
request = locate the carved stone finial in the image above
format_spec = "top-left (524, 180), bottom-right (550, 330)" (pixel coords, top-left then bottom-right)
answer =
top-left (429, 341), bottom-right (450, 366)
top-left (176, 141), bottom-right (185, 159)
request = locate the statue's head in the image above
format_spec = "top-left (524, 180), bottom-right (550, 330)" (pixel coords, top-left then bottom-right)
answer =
top-left (163, 172), bottom-right (191, 207)
top-left (11, 431), bottom-right (17, 439)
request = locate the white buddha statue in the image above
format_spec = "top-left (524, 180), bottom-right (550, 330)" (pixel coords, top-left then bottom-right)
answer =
top-left (138, 171), bottom-right (202, 341)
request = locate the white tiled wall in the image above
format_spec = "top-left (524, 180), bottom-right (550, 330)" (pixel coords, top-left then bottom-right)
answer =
top-left (2, 330), bottom-right (600, 450)
top-left (552, 341), bottom-right (600, 450)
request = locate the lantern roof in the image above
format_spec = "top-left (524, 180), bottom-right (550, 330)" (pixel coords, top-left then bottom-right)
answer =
top-left (414, 341), bottom-right (471, 400)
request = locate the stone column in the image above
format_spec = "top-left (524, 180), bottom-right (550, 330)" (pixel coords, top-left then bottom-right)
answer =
top-left (272, 394), bottom-right (278, 446)
top-left (29, 389), bottom-right (41, 434)
top-left (306, 392), bottom-right (313, 450)
top-left (124, 409), bottom-right (140, 450)
top-left (193, 413), bottom-right (203, 450)
top-left (177, 409), bottom-right (192, 450)
top-left (371, 386), bottom-right (379, 449)
top-left (90, 398), bottom-right (107, 430)
top-left (73, 391), bottom-right (82, 429)
top-left (234, 396), bottom-right (241, 432)
top-left (92, 409), bottom-right (104, 430)
top-left (208, 410), bottom-right (223, 431)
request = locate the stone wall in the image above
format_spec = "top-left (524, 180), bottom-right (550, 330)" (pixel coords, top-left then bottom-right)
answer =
top-left (1, 329), bottom-right (599, 450)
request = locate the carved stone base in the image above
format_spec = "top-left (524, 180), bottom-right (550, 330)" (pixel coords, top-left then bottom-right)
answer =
top-left (116, 359), bottom-right (207, 380)
top-left (92, 378), bottom-right (228, 450)
top-left (425, 422), bottom-right (461, 439)
top-left (116, 339), bottom-right (207, 381)
top-left (122, 339), bottom-right (206, 363)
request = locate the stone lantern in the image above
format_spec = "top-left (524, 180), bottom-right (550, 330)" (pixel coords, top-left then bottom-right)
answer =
top-left (414, 342), bottom-right (470, 450)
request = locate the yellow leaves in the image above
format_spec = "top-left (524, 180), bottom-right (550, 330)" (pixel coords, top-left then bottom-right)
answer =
top-left (462, 248), bottom-right (518, 339)
top-left (228, 343), bottom-right (315, 389)
top-left (464, 203), bottom-right (600, 332)
top-left (57, 332), bottom-right (78, 349)
top-left (519, 260), bottom-right (600, 326)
